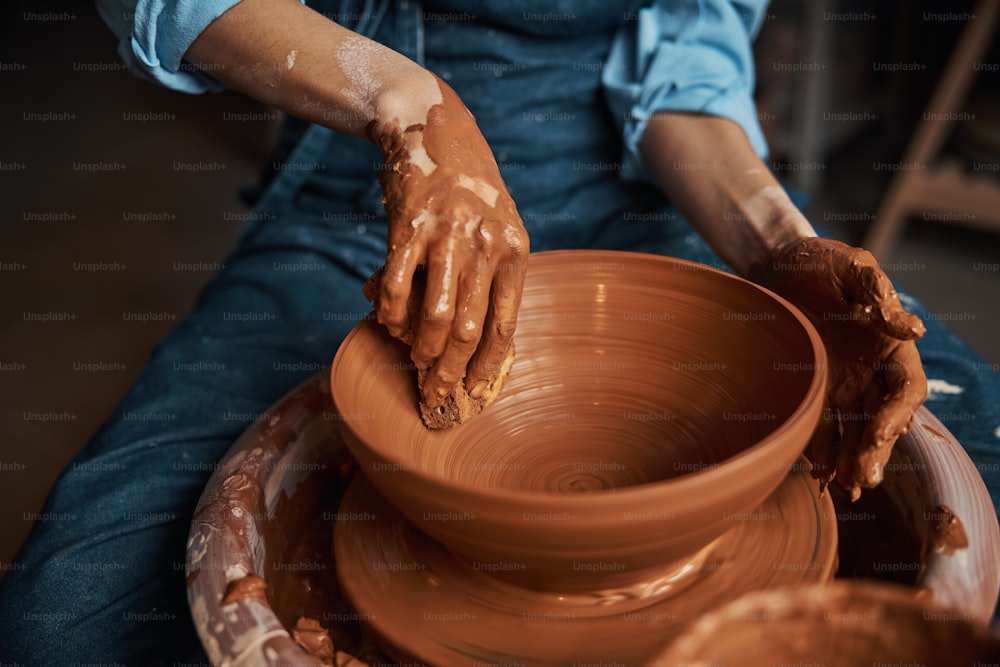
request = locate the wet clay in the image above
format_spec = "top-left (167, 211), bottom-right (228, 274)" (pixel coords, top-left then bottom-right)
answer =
top-left (368, 76), bottom-right (529, 410)
top-left (750, 237), bottom-right (928, 499)
top-left (185, 375), bottom-right (390, 666)
top-left (331, 250), bottom-right (829, 593)
top-left (290, 616), bottom-right (371, 666)
top-left (649, 581), bottom-right (1000, 666)
top-left (931, 504), bottom-right (970, 556)
top-left (361, 268), bottom-right (518, 430)
top-left (333, 461), bottom-right (835, 666)
top-left (221, 574), bottom-right (268, 605)
top-left (829, 407), bottom-right (999, 622)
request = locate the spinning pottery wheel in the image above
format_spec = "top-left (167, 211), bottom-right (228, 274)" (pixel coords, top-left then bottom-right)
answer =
top-left (186, 251), bottom-right (1000, 666)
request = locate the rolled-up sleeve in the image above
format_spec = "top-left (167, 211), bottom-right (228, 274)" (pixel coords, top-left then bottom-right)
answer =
top-left (603, 0), bottom-right (770, 181)
top-left (96, 0), bottom-right (246, 93)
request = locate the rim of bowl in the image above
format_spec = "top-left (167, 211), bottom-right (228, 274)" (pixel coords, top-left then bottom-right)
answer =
top-left (332, 250), bottom-right (828, 507)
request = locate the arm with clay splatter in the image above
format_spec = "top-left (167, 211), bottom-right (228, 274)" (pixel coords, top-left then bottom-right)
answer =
top-left (185, 0), bottom-right (529, 409)
top-left (640, 112), bottom-right (928, 501)
top-left (603, 0), bottom-right (927, 498)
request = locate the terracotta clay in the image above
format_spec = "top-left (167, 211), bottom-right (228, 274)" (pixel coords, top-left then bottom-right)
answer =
top-left (361, 267), bottom-right (518, 429)
top-left (750, 237), bottom-right (928, 500)
top-left (931, 504), bottom-right (970, 556)
top-left (186, 375), bottom-right (382, 666)
top-left (829, 408), bottom-right (999, 622)
top-left (331, 250), bottom-right (829, 593)
top-left (369, 76), bottom-right (529, 409)
top-left (648, 580), bottom-right (1000, 666)
top-left (221, 574), bottom-right (268, 605)
top-left (292, 617), bottom-right (335, 664)
top-left (186, 378), bottom-right (1000, 666)
top-left (333, 460), bottom-right (835, 665)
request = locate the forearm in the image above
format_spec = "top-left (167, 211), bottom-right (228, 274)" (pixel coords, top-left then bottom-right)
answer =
top-left (639, 112), bottom-right (816, 277)
top-left (185, 0), bottom-right (441, 139)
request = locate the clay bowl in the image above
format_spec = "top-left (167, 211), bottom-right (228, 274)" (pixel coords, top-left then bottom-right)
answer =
top-left (330, 250), bottom-right (828, 592)
top-left (647, 580), bottom-right (1000, 666)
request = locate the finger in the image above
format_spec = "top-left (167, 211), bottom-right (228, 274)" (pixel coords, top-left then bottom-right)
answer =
top-left (834, 395), bottom-right (874, 502)
top-left (464, 253), bottom-right (527, 397)
top-left (804, 405), bottom-right (840, 494)
top-left (422, 261), bottom-right (492, 408)
top-left (410, 242), bottom-right (462, 371)
top-left (828, 241), bottom-right (925, 340)
top-left (852, 373), bottom-right (894, 488)
top-left (854, 342), bottom-right (928, 486)
top-left (377, 243), bottom-right (425, 341)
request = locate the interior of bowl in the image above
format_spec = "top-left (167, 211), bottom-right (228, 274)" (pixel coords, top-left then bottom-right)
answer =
top-left (332, 250), bottom-right (825, 498)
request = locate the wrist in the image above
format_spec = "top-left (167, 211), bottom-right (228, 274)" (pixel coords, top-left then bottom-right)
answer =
top-left (368, 69), bottom-right (447, 142)
top-left (736, 186), bottom-right (816, 279)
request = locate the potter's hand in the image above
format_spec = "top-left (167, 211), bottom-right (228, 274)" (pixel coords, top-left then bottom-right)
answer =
top-left (754, 237), bottom-right (928, 501)
top-left (370, 78), bottom-right (529, 409)
top-left (184, 3), bottom-right (528, 410)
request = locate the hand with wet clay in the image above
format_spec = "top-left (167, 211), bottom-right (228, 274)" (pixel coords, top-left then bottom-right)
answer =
top-left (751, 238), bottom-right (928, 500)
top-left (185, 0), bottom-right (528, 413)
top-left (640, 113), bottom-right (928, 500)
top-left (368, 78), bottom-right (529, 410)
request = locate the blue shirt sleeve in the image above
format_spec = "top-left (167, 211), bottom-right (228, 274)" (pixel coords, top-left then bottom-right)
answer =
top-left (602, 0), bottom-right (770, 182)
top-left (96, 0), bottom-right (248, 93)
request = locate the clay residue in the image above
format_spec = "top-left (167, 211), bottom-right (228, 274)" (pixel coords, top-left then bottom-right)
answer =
top-left (332, 464), bottom-right (836, 666)
top-left (292, 616), bottom-right (334, 663)
top-left (650, 580), bottom-right (1000, 666)
top-left (749, 237), bottom-right (928, 499)
top-left (929, 504), bottom-right (969, 555)
top-left (921, 422), bottom-right (949, 441)
top-left (361, 267), bottom-right (517, 429)
top-left (221, 574), bottom-right (268, 604)
top-left (365, 75), bottom-right (528, 413)
top-left (292, 616), bottom-right (372, 667)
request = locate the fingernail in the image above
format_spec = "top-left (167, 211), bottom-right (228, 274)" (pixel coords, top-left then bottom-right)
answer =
top-left (469, 379), bottom-right (489, 399)
top-left (849, 485), bottom-right (862, 503)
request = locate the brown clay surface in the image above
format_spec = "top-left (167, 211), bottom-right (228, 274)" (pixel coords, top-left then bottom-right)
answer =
top-left (931, 504), bottom-right (970, 556)
top-left (361, 267), bottom-right (519, 430)
top-left (185, 375), bottom-right (380, 666)
top-left (370, 76), bottom-right (529, 410)
top-left (186, 371), bottom-right (999, 666)
top-left (750, 237), bottom-right (928, 498)
top-left (330, 250), bottom-right (829, 592)
top-left (829, 407), bottom-right (1000, 622)
top-left (333, 461), bottom-right (836, 666)
top-left (648, 580), bottom-right (1000, 666)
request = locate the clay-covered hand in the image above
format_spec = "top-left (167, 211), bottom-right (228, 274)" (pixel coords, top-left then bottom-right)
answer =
top-left (369, 78), bottom-right (529, 409)
top-left (752, 237), bottom-right (928, 501)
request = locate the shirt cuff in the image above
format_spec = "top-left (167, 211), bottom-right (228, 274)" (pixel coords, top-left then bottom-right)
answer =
top-left (97, 0), bottom-right (244, 93)
top-left (602, 0), bottom-right (770, 183)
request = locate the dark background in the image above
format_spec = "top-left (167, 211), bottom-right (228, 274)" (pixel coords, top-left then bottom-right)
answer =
top-left (2, 0), bottom-right (998, 569)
